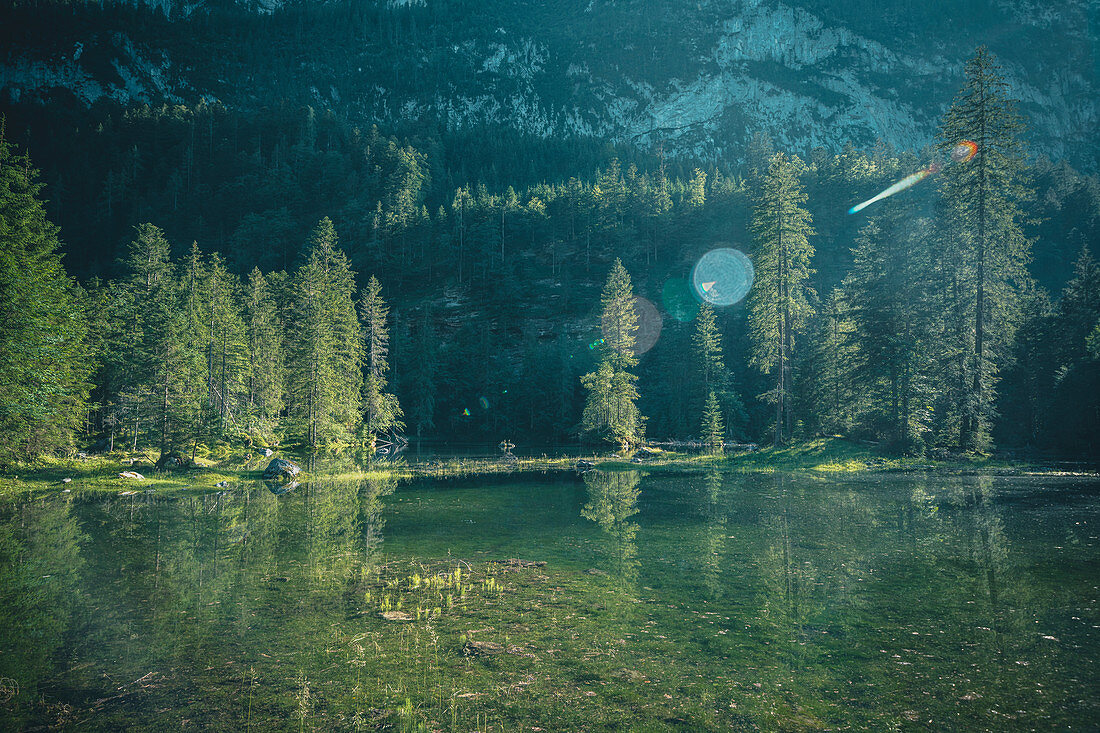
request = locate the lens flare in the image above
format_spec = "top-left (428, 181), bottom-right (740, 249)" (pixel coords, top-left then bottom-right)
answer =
top-left (847, 141), bottom-right (979, 215)
top-left (691, 248), bottom-right (754, 306)
top-left (631, 297), bottom-right (663, 355)
top-left (951, 140), bottom-right (978, 163)
top-left (478, 396), bottom-right (490, 410)
top-left (600, 297), bottom-right (663, 356)
top-left (662, 277), bottom-right (700, 322)
top-left (847, 167), bottom-right (936, 215)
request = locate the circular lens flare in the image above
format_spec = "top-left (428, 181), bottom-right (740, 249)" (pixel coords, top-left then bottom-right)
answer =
top-left (601, 297), bottom-right (663, 356)
top-left (691, 248), bottom-right (754, 306)
top-left (632, 297), bottom-right (662, 356)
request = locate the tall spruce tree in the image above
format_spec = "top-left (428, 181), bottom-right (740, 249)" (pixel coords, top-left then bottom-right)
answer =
top-left (0, 132), bottom-right (90, 464)
top-left (287, 218), bottom-right (362, 448)
top-left (747, 153), bottom-right (815, 446)
top-left (202, 252), bottom-right (248, 439)
top-left (1045, 246), bottom-right (1100, 455)
top-left (243, 267), bottom-right (286, 439)
top-left (843, 208), bottom-right (936, 449)
top-left (118, 224), bottom-right (204, 457)
top-left (359, 275), bottom-right (403, 451)
top-left (801, 287), bottom-right (856, 436)
top-left (693, 303), bottom-right (726, 396)
top-left (937, 46), bottom-right (1032, 451)
top-left (582, 259), bottom-right (644, 449)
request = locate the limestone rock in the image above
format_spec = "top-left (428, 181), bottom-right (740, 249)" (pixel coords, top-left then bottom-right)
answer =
top-left (262, 458), bottom-right (300, 482)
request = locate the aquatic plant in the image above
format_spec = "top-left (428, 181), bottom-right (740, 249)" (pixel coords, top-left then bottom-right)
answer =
top-left (294, 671), bottom-right (311, 733)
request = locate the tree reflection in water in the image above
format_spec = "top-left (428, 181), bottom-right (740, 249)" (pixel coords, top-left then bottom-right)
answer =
top-left (581, 470), bottom-right (641, 588)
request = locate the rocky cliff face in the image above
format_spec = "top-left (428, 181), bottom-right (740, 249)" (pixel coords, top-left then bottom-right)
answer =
top-left (2, 0), bottom-right (1096, 168)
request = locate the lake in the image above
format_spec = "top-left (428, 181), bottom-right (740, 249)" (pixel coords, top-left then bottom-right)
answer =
top-left (1, 468), bottom-right (1097, 730)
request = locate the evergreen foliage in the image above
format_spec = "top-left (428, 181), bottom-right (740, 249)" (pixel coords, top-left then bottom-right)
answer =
top-left (360, 275), bottom-right (404, 450)
top-left (1, 46), bottom-right (1098, 460)
top-left (113, 223), bottom-right (205, 457)
top-left (582, 259), bottom-right (644, 449)
top-left (692, 303), bottom-right (745, 440)
top-left (843, 205), bottom-right (936, 450)
top-left (936, 46), bottom-right (1032, 452)
top-left (701, 391), bottom-right (724, 454)
top-left (800, 287), bottom-right (856, 437)
top-left (0, 132), bottom-right (89, 464)
top-left (748, 153), bottom-right (816, 446)
top-left (242, 267), bottom-right (286, 440)
top-left (287, 218), bottom-right (363, 449)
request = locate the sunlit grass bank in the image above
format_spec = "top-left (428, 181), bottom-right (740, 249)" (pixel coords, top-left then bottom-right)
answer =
top-left (0, 454), bottom-right (247, 497)
top-left (1, 438), bottom-right (1090, 497)
top-left (726, 436), bottom-right (1060, 474)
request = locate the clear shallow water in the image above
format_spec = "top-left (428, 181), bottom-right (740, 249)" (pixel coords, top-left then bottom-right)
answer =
top-left (1, 470), bottom-right (1097, 731)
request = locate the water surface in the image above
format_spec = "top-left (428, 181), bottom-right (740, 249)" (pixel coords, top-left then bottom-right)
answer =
top-left (1, 469), bottom-right (1097, 730)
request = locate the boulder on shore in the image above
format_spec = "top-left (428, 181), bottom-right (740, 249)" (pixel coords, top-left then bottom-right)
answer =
top-left (263, 458), bottom-right (301, 482)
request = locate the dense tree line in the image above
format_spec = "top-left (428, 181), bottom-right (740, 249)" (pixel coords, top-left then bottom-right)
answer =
top-left (1, 47), bottom-right (1097, 464)
top-left (78, 217), bottom-right (402, 458)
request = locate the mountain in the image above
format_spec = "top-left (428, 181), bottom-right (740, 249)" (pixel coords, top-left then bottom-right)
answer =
top-left (2, 0), bottom-right (1097, 171)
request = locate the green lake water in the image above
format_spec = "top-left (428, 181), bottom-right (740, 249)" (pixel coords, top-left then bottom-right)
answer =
top-left (1, 469), bottom-right (1097, 731)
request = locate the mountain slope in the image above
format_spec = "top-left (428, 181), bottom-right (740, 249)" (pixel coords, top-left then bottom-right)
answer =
top-left (2, 0), bottom-right (1096, 170)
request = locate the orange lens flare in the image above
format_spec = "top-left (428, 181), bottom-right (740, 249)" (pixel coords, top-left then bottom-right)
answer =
top-left (951, 140), bottom-right (979, 163)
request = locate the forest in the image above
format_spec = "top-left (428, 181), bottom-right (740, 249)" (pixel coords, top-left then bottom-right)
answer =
top-left (1, 46), bottom-right (1099, 466)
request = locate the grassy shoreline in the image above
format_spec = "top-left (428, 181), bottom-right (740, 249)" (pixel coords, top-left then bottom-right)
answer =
top-left (1, 437), bottom-right (1095, 497)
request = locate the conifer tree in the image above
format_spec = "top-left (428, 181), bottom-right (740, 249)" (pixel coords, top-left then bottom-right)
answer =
top-left (693, 303), bottom-right (726, 395)
top-left (117, 224), bottom-right (204, 457)
top-left (203, 252), bottom-right (248, 438)
top-left (844, 208), bottom-right (936, 449)
top-left (687, 168), bottom-right (707, 209)
top-left (243, 267), bottom-right (286, 439)
top-left (0, 132), bottom-right (90, 463)
top-left (747, 153), bottom-right (815, 446)
top-left (701, 391), bottom-right (724, 454)
top-left (800, 287), bottom-right (857, 436)
top-left (359, 275), bottom-right (403, 451)
top-left (1055, 245), bottom-right (1100, 364)
top-left (582, 259), bottom-right (644, 449)
top-left (692, 302), bottom-right (746, 439)
top-left (1044, 245), bottom-right (1100, 454)
top-left (937, 46), bottom-right (1032, 451)
top-left (287, 217), bottom-right (362, 448)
